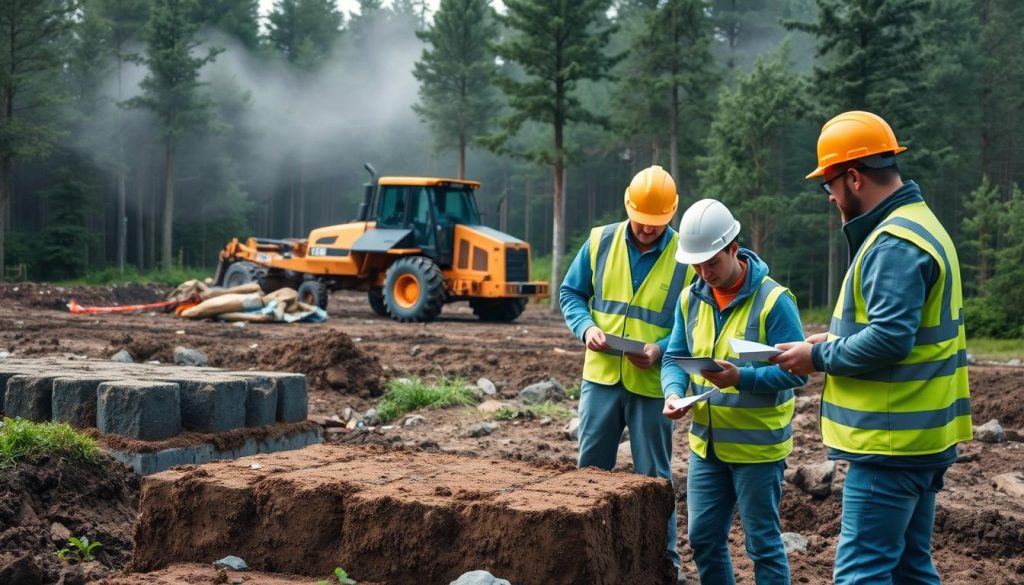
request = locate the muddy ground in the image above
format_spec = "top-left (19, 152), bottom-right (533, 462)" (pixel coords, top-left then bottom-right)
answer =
top-left (1, 282), bottom-right (1023, 584)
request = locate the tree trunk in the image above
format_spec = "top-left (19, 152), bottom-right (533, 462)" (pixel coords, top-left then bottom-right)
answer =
top-left (668, 7), bottom-right (681, 230)
top-left (458, 133), bottom-right (466, 179)
top-left (298, 158), bottom-right (306, 236)
top-left (135, 171), bottom-right (144, 270)
top-left (160, 141), bottom-right (175, 271)
top-left (827, 211), bottom-right (838, 307)
top-left (117, 171), bottom-right (126, 273)
top-left (550, 125), bottom-right (565, 314)
top-left (525, 179), bottom-right (531, 244)
top-left (0, 156), bottom-right (9, 282)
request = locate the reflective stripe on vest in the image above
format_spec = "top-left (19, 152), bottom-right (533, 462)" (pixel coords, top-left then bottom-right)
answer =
top-left (582, 222), bottom-right (693, 398)
top-left (822, 201), bottom-right (972, 455)
top-left (683, 275), bottom-right (795, 463)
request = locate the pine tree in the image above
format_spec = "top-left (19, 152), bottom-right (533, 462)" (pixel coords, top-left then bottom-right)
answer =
top-left (192, 0), bottom-right (260, 50)
top-left (412, 0), bottom-right (500, 178)
top-left (699, 47), bottom-right (806, 254)
top-left (490, 0), bottom-right (617, 310)
top-left (127, 0), bottom-right (222, 271)
top-left (266, 0), bottom-right (343, 70)
top-left (0, 0), bottom-right (77, 280)
top-left (959, 175), bottom-right (1001, 296)
top-left (39, 155), bottom-right (96, 280)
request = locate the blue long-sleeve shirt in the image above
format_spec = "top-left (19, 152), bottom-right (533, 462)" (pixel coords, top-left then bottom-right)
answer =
top-left (559, 222), bottom-right (677, 354)
top-left (661, 249), bottom-right (807, 399)
top-left (810, 181), bottom-right (956, 468)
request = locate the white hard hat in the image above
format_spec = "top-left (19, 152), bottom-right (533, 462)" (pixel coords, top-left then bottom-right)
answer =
top-left (675, 198), bottom-right (741, 264)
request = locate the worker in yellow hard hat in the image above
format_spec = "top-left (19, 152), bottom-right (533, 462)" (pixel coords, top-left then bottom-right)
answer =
top-left (560, 165), bottom-right (695, 584)
top-left (773, 111), bottom-right (972, 584)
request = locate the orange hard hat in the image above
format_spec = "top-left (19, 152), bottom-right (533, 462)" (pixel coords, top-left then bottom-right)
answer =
top-left (805, 111), bottom-right (907, 179)
top-left (624, 165), bottom-right (678, 225)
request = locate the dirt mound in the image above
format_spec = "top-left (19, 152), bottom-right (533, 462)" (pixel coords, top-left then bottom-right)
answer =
top-left (260, 330), bottom-right (385, 397)
top-left (0, 283), bottom-right (168, 311)
top-left (934, 504), bottom-right (1024, 557)
top-left (967, 367), bottom-right (1024, 428)
top-left (0, 455), bottom-right (140, 584)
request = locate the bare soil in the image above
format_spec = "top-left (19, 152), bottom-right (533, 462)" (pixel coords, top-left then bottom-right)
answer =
top-left (1, 283), bottom-right (1023, 584)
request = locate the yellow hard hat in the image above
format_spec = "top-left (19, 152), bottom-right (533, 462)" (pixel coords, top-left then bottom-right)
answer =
top-left (624, 165), bottom-right (678, 225)
top-left (805, 111), bottom-right (907, 179)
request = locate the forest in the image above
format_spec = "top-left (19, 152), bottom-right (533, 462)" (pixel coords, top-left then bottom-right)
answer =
top-left (1, 0), bottom-right (1022, 337)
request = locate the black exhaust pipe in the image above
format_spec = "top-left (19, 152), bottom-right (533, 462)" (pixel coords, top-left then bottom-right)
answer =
top-left (357, 162), bottom-right (378, 221)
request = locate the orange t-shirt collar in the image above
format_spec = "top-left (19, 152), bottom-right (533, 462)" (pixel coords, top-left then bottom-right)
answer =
top-left (712, 260), bottom-right (747, 311)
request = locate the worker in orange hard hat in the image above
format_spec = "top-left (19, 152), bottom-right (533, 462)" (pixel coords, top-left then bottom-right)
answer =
top-left (774, 111), bottom-right (972, 584)
top-left (560, 165), bottom-right (695, 584)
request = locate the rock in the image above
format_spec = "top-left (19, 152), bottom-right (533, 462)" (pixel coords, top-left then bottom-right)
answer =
top-left (476, 377), bottom-right (497, 396)
top-left (173, 346), bottom-right (208, 367)
top-left (617, 440), bottom-right (632, 464)
top-left (992, 472), bottom-right (1024, 499)
top-left (518, 378), bottom-right (566, 404)
top-left (0, 554), bottom-right (44, 585)
top-left (212, 555), bottom-right (249, 571)
top-left (360, 408), bottom-right (381, 427)
top-left (620, 427), bottom-right (630, 443)
top-left (110, 349), bottom-right (134, 363)
top-left (1008, 358), bottom-right (1022, 367)
top-left (781, 532), bottom-right (808, 554)
top-left (410, 345), bottom-right (422, 356)
top-left (477, 399), bottom-right (515, 414)
top-left (538, 416), bottom-right (552, 426)
top-left (404, 414), bottom-right (425, 427)
top-left (790, 461), bottom-right (835, 499)
top-left (449, 570), bottom-right (512, 585)
top-left (966, 352), bottom-right (977, 365)
top-left (50, 521), bottom-right (72, 544)
top-left (794, 395), bottom-right (817, 414)
top-left (341, 407), bottom-right (354, 422)
top-left (465, 421), bottom-right (499, 438)
top-left (563, 417), bottom-right (580, 441)
top-left (308, 414), bottom-right (345, 428)
top-left (346, 417), bottom-right (358, 430)
top-left (975, 419), bottom-right (1006, 443)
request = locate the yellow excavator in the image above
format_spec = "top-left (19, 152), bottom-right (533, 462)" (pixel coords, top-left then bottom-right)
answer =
top-left (214, 164), bottom-right (548, 322)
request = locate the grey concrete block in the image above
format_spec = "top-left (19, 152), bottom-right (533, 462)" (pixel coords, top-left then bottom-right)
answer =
top-left (0, 367), bottom-right (37, 417)
top-left (164, 377), bottom-right (247, 433)
top-left (229, 371), bottom-right (307, 423)
top-left (237, 375), bottom-right (277, 427)
top-left (97, 381), bottom-right (181, 440)
top-left (4, 375), bottom-right (56, 422)
top-left (52, 378), bottom-right (105, 428)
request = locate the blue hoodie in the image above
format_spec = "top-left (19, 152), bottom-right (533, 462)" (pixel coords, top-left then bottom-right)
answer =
top-left (661, 248), bottom-right (806, 399)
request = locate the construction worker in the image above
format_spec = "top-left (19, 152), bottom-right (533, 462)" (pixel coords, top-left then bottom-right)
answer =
top-left (773, 111), bottom-right (972, 584)
top-left (662, 199), bottom-right (805, 585)
top-left (560, 165), bottom-right (694, 582)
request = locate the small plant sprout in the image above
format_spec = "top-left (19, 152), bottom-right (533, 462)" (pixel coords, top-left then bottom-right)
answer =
top-left (315, 566), bottom-right (356, 585)
top-left (57, 536), bottom-right (102, 563)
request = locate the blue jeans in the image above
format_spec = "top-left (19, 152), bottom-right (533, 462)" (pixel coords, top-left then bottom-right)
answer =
top-left (687, 449), bottom-right (789, 585)
top-left (834, 462), bottom-right (947, 585)
top-left (577, 380), bottom-right (679, 567)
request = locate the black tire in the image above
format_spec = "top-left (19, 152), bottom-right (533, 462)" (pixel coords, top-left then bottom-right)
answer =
top-left (258, 269), bottom-right (300, 294)
top-left (223, 261), bottom-right (265, 288)
top-left (368, 287), bottom-right (389, 317)
top-left (297, 280), bottom-right (329, 310)
top-left (383, 256), bottom-right (445, 323)
top-left (470, 298), bottom-right (528, 322)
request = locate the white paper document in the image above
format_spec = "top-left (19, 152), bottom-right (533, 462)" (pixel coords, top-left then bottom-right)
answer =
top-left (604, 334), bottom-right (647, 355)
top-left (670, 356), bottom-right (724, 375)
top-left (669, 388), bottom-right (718, 410)
top-left (728, 338), bottom-right (784, 362)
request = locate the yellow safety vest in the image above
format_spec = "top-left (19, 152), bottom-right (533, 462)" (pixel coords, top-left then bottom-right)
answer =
top-left (683, 274), bottom-right (796, 463)
top-left (822, 201), bottom-right (972, 455)
top-left (582, 222), bottom-right (694, 398)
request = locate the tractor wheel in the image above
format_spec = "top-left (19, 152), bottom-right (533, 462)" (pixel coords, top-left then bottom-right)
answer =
top-left (258, 269), bottom-right (300, 294)
top-left (297, 280), bottom-right (329, 310)
top-left (383, 256), bottom-right (445, 323)
top-left (367, 287), bottom-right (389, 317)
top-left (469, 298), bottom-right (527, 322)
top-left (223, 261), bottom-right (265, 288)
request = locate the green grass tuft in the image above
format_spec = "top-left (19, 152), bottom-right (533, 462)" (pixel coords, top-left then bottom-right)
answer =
top-left (966, 337), bottom-right (1024, 362)
top-left (492, 401), bottom-right (575, 421)
top-left (376, 376), bottom-right (477, 423)
top-left (0, 418), bottom-right (101, 468)
top-left (55, 266), bottom-right (214, 287)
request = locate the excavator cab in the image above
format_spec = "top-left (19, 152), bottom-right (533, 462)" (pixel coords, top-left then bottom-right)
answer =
top-left (373, 182), bottom-right (480, 267)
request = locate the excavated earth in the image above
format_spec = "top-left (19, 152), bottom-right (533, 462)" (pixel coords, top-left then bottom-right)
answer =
top-left (0, 283), bottom-right (1023, 584)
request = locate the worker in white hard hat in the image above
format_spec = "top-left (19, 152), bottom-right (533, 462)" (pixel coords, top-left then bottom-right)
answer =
top-left (560, 165), bottom-right (695, 583)
top-left (661, 198), bottom-right (806, 585)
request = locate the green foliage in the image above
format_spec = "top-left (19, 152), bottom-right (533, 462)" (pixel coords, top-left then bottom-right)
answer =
top-left (315, 566), bottom-right (356, 585)
top-left (39, 158), bottom-right (97, 281)
top-left (192, 0), bottom-right (260, 50)
top-left (0, 418), bottom-right (101, 468)
top-left (966, 337), bottom-right (1024, 362)
top-left (376, 376), bottom-right (477, 422)
top-left (960, 176), bottom-right (1002, 296)
top-left (57, 536), bottom-right (103, 563)
top-left (55, 265), bottom-right (213, 287)
top-left (799, 306), bottom-right (833, 327)
top-left (266, 0), bottom-right (343, 69)
top-left (564, 384), bottom-right (580, 400)
top-left (412, 0), bottom-right (500, 175)
top-left (494, 400), bottom-right (574, 420)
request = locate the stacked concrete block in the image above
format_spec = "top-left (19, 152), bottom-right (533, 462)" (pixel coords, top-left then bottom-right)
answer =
top-left (229, 371), bottom-right (307, 423)
top-left (161, 377), bottom-right (247, 433)
top-left (97, 380), bottom-right (181, 440)
top-left (4, 375), bottom-right (57, 422)
top-left (51, 377), bottom-right (105, 428)
top-left (232, 373), bottom-right (278, 427)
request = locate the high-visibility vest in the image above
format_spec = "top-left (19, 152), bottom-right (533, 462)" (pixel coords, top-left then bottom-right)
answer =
top-left (582, 222), bottom-right (694, 398)
top-left (683, 274), bottom-right (796, 463)
top-left (822, 201), bottom-right (972, 455)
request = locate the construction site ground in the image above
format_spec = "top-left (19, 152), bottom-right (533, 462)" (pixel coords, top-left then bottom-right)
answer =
top-left (1, 282), bottom-right (1023, 585)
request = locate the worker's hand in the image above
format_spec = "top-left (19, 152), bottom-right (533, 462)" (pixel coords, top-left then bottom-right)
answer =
top-left (771, 341), bottom-right (817, 376)
top-left (805, 332), bottom-right (828, 344)
top-left (663, 394), bottom-right (691, 420)
top-left (626, 343), bottom-right (661, 369)
top-left (584, 326), bottom-right (609, 352)
top-left (701, 360), bottom-right (740, 389)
